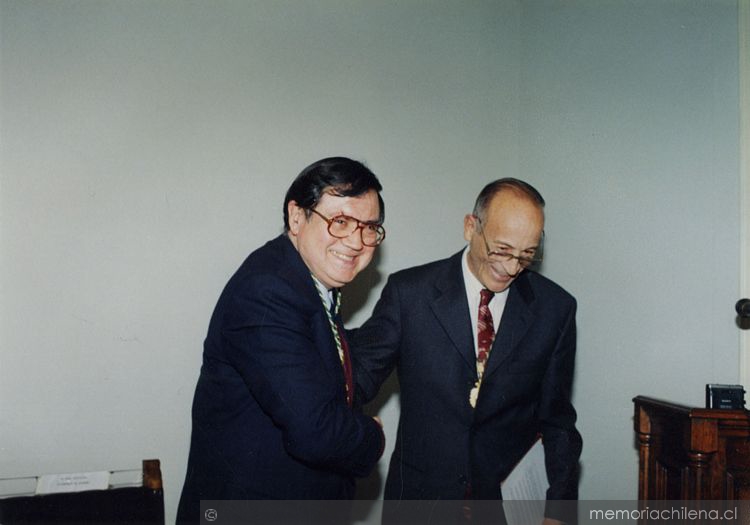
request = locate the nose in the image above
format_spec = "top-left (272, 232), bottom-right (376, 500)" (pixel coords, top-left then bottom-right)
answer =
top-left (342, 227), bottom-right (365, 250)
top-left (501, 257), bottom-right (523, 277)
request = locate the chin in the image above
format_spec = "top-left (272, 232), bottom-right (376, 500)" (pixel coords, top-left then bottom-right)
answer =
top-left (331, 273), bottom-right (357, 287)
top-left (489, 280), bottom-right (513, 293)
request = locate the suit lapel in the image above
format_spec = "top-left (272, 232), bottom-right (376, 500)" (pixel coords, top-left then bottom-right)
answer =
top-left (277, 234), bottom-right (343, 375)
top-left (483, 272), bottom-right (535, 380)
top-left (429, 252), bottom-right (477, 375)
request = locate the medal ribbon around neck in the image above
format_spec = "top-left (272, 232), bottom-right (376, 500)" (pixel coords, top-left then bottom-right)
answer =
top-left (311, 277), bottom-right (352, 405)
top-left (313, 281), bottom-right (345, 367)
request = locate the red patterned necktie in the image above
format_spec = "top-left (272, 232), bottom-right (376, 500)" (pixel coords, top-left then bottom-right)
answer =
top-left (470, 289), bottom-right (495, 408)
top-left (332, 290), bottom-right (354, 407)
top-left (335, 322), bottom-right (354, 407)
top-left (477, 289), bottom-right (495, 368)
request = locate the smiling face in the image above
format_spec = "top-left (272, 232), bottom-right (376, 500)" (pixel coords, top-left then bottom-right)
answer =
top-left (287, 189), bottom-right (381, 289)
top-left (464, 189), bottom-right (544, 293)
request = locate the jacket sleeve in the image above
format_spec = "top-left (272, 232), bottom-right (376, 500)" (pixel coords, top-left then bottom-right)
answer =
top-left (221, 274), bottom-right (384, 478)
top-left (349, 274), bottom-right (403, 407)
top-left (538, 298), bottom-right (582, 520)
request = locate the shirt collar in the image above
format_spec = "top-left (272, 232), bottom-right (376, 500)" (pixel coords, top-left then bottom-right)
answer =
top-left (311, 275), bottom-right (335, 311)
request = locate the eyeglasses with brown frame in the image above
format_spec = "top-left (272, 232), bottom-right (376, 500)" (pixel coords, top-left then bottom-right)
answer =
top-left (474, 216), bottom-right (543, 268)
top-left (309, 208), bottom-right (386, 247)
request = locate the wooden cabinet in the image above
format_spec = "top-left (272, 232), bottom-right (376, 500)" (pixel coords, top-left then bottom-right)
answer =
top-left (634, 396), bottom-right (750, 500)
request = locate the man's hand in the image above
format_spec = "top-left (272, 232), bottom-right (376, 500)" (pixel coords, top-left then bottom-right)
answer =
top-left (542, 518), bottom-right (564, 525)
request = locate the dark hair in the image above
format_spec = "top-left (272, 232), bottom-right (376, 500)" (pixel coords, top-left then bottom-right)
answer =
top-left (472, 178), bottom-right (545, 221)
top-left (283, 157), bottom-right (384, 231)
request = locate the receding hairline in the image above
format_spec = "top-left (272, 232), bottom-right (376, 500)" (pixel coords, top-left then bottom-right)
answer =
top-left (472, 179), bottom-right (545, 221)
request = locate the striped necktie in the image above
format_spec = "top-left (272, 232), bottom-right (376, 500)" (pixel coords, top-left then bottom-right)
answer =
top-left (470, 289), bottom-right (495, 408)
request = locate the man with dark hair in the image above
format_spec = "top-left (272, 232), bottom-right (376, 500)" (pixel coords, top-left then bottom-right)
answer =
top-left (352, 178), bottom-right (581, 524)
top-left (177, 157), bottom-right (386, 523)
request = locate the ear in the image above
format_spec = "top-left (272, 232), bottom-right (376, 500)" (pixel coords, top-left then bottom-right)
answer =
top-left (463, 214), bottom-right (477, 243)
top-left (287, 201), bottom-right (306, 236)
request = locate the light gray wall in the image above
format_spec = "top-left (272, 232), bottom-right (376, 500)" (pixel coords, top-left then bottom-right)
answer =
top-left (517, 0), bottom-right (740, 498)
top-left (0, 0), bottom-right (740, 522)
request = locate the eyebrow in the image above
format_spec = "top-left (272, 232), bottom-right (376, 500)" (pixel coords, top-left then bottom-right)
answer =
top-left (327, 209), bottom-right (382, 224)
top-left (491, 241), bottom-right (538, 252)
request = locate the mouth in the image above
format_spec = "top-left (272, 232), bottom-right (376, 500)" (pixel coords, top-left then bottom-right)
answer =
top-left (488, 264), bottom-right (509, 280)
top-left (330, 249), bottom-right (356, 263)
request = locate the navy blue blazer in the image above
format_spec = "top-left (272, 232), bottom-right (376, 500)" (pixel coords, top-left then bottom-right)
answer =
top-left (177, 235), bottom-right (384, 523)
top-left (352, 250), bottom-right (581, 505)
